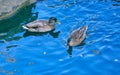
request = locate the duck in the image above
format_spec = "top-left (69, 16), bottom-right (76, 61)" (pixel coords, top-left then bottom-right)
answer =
top-left (22, 17), bottom-right (60, 32)
top-left (67, 25), bottom-right (88, 47)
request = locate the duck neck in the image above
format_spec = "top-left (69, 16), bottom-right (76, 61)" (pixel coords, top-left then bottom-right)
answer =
top-left (48, 22), bottom-right (54, 25)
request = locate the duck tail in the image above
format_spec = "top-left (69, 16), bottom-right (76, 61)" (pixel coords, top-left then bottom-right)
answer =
top-left (22, 26), bottom-right (29, 30)
top-left (80, 25), bottom-right (88, 32)
top-left (84, 25), bottom-right (88, 31)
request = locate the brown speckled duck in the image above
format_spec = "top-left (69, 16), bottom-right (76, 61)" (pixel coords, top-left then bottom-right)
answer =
top-left (22, 17), bottom-right (60, 32)
top-left (67, 25), bottom-right (88, 46)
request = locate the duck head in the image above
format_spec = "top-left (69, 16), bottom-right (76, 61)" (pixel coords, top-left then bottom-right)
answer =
top-left (49, 17), bottom-right (61, 25)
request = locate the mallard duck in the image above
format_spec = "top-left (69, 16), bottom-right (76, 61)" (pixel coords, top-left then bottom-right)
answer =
top-left (22, 17), bottom-right (60, 32)
top-left (67, 25), bottom-right (88, 46)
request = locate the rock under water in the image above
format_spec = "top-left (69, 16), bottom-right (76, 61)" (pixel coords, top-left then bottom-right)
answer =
top-left (0, 0), bottom-right (36, 20)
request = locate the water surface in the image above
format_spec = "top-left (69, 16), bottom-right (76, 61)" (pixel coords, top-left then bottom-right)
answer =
top-left (0, 0), bottom-right (120, 75)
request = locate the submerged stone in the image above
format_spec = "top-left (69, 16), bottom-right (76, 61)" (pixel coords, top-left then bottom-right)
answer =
top-left (0, 0), bottom-right (36, 20)
top-left (6, 57), bottom-right (16, 63)
top-left (93, 50), bottom-right (100, 55)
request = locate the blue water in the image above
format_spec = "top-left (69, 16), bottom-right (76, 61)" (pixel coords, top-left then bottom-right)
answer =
top-left (0, 0), bottom-right (120, 75)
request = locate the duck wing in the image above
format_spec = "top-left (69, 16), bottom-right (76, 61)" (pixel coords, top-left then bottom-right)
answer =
top-left (70, 25), bottom-right (88, 40)
top-left (78, 25), bottom-right (88, 39)
top-left (25, 20), bottom-right (49, 28)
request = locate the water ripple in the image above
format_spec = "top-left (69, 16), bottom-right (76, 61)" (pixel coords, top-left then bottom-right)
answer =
top-left (0, 0), bottom-right (120, 75)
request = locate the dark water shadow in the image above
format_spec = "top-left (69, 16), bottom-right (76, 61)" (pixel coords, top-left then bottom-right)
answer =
top-left (0, 3), bottom-right (38, 42)
top-left (67, 46), bottom-right (73, 57)
top-left (113, 0), bottom-right (120, 2)
top-left (23, 30), bottom-right (60, 38)
top-left (67, 41), bottom-right (86, 57)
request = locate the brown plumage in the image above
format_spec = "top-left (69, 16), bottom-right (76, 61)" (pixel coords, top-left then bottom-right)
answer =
top-left (67, 25), bottom-right (88, 46)
top-left (22, 17), bottom-right (60, 32)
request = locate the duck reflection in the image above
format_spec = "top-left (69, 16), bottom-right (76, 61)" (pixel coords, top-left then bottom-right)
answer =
top-left (67, 46), bottom-right (72, 56)
top-left (23, 30), bottom-right (60, 38)
top-left (67, 42), bottom-right (85, 56)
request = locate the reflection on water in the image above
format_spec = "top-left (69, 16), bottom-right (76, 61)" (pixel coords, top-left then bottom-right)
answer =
top-left (0, 3), bottom-right (38, 42)
top-left (23, 30), bottom-right (60, 38)
top-left (67, 46), bottom-right (72, 56)
top-left (67, 42), bottom-right (86, 56)
top-left (0, 4), bottom-right (37, 74)
top-left (6, 45), bottom-right (18, 50)
top-left (0, 0), bottom-right (120, 75)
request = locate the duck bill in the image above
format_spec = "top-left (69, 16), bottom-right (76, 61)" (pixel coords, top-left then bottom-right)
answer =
top-left (56, 21), bottom-right (61, 24)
